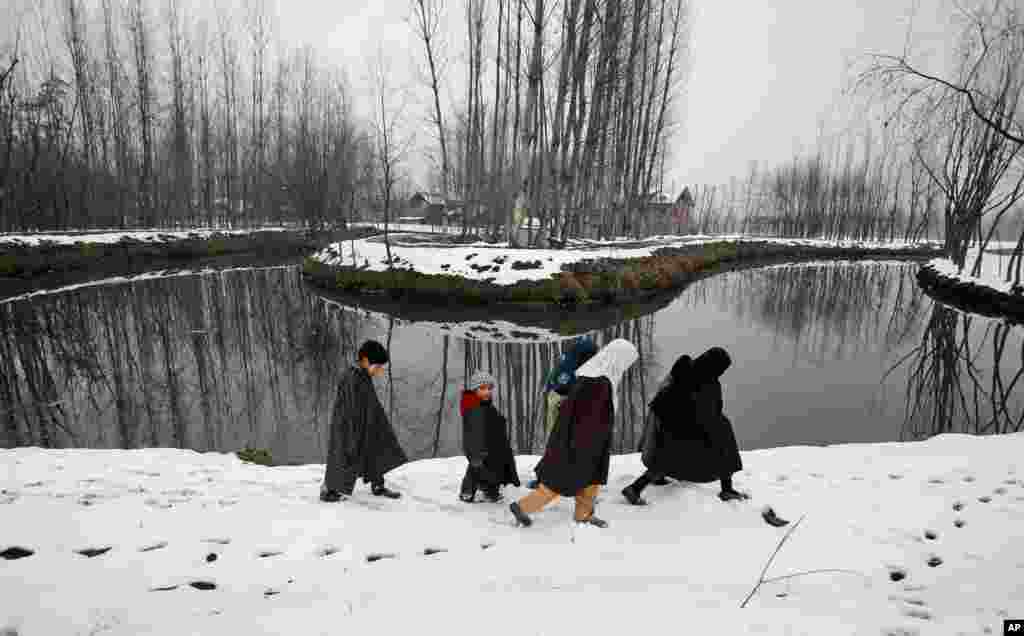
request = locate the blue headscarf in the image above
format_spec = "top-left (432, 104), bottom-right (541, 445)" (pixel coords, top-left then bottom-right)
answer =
top-left (545, 336), bottom-right (599, 395)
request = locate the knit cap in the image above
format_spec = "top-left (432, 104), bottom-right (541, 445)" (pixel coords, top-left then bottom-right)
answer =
top-left (467, 370), bottom-right (497, 391)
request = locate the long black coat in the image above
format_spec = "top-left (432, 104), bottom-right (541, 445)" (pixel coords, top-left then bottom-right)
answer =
top-left (324, 366), bottom-right (408, 489)
top-left (640, 351), bottom-right (742, 482)
top-left (535, 376), bottom-right (613, 496)
top-left (462, 398), bottom-right (521, 487)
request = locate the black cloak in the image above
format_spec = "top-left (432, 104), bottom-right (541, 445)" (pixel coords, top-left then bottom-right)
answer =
top-left (323, 366), bottom-right (409, 490)
top-left (640, 348), bottom-right (742, 482)
top-left (462, 393), bottom-right (521, 487)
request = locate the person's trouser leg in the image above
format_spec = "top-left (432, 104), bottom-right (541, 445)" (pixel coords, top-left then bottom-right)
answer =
top-left (573, 484), bottom-right (601, 522)
top-left (460, 465), bottom-right (480, 499)
top-left (517, 483), bottom-right (559, 514)
top-left (628, 471), bottom-right (661, 495)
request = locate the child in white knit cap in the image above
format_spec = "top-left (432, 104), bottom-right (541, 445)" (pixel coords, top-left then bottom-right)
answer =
top-left (459, 370), bottom-right (521, 503)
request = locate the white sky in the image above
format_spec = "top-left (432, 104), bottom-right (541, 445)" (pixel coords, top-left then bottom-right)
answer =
top-left (2, 0), bottom-right (962, 192)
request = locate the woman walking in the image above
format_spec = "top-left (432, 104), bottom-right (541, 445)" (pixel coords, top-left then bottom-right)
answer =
top-left (509, 339), bottom-right (639, 528)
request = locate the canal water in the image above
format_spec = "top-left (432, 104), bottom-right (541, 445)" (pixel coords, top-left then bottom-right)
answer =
top-left (1, 261), bottom-right (1021, 464)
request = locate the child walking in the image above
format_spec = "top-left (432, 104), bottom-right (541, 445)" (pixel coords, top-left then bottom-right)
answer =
top-left (460, 370), bottom-right (520, 503)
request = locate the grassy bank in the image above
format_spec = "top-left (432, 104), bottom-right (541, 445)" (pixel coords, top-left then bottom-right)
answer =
top-left (303, 239), bottom-right (942, 308)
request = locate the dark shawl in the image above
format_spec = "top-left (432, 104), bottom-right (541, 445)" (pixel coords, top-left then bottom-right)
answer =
top-left (461, 391), bottom-right (521, 487)
top-left (323, 366), bottom-right (408, 490)
top-left (641, 347), bottom-right (742, 481)
top-left (535, 376), bottom-right (613, 496)
top-left (545, 338), bottom-right (600, 396)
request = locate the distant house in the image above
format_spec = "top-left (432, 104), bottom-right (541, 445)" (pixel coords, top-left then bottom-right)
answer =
top-left (409, 192), bottom-right (465, 225)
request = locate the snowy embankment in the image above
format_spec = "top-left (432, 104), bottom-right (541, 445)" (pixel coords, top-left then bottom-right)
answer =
top-left (925, 247), bottom-right (1023, 296)
top-left (3, 434), bottom-right (1023, 635)
top-left (0, 227), bottom-right (293, 247)
top-left (313, 233), bottom-right (942, 287)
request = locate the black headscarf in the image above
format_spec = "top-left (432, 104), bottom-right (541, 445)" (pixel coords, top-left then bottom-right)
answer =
top-left (649, 354), bottom-right (694, 423)
top-left (692, 347), bottom-right (731, 382)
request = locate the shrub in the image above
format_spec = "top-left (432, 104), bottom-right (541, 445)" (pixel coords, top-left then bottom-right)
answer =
top-left (78, 242), bottom-right (100, 258)
top-left (0, 254), bottom-right (17, 276)
top-left (237, 447), bottom-right (273, 466)
top-left (206, 238), bottom-right (228, 257)
top-left (621, 270), bottom-right (640, 290)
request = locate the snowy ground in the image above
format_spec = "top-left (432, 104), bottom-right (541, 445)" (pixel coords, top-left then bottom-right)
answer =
top-left (927, 247), bottom-right (1023, 295)
top-left (0, 227), bottom-right (293, 247)
top-left (313, 233), bottom-right (942, 286)
top-left (2, 433), bottom-right (1023, 635)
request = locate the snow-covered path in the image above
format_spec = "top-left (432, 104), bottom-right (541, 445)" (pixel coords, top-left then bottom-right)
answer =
top-left (3, 433), bottom-right (1023, 635)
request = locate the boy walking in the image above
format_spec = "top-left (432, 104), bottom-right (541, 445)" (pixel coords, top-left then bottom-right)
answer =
top-left (321, 340), bottom-right (408, 502)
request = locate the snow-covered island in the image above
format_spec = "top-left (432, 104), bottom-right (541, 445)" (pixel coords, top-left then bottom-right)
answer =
top-left (3, 433), bottom-right (1023, 635)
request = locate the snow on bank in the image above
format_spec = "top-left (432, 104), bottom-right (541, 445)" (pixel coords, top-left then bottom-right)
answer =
top-left (3, 433), bottom-right (1023, 635)
top-left (313, 233), bottom-right (942, 287)
top-left (0, 227), bottom-right (293, 247)
top-left (927, 248), bottom-right (1023, 296)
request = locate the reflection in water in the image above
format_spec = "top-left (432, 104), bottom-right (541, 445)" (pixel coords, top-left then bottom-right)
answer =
top-left (896, 305), bottom-right (1024, 440)
top-left (1, 262), bottom-right (1021, 463)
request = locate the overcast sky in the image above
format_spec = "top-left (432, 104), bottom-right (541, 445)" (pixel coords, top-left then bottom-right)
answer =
top-left (3, 0), bottom-right (962, 193)
top-left (267, 0), bottom-right (961, 193)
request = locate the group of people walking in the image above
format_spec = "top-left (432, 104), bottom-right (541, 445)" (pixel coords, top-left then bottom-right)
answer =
top-left (320, 336), bottom-right (750, 529)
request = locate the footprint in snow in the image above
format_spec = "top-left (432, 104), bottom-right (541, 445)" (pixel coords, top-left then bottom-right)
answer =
top-left (926, 478), bottom-right (944, 485)
top-left (962, 475), bottom-right (975, 483)
top-left (888, 474), bottom-right (903, 480)
top-left (366, 553), bottom-right (397, 563)
top-left (926, 555), bottom-right (942, 568)
top-left (258, 551), bottom-right (283, 558)
top-left (952, 502), bottom-right (965, 512)
top-left (264, 589), bottom-right (280, 597)
top-left (887, 567), bottom-right (908, 582)
top-left (0, 546), bottom-right (34, 560)
top-left (204, 538), bottom-right (231, 545)
top-left (923, 530), bottom-right (938, 541)
top-left (902, 606), bottom-right (933, 621)
top-left (138, 541), bottom-right (168, 553)
top-left (481, 541), bottom-right (495, 550)
top-left (423, 547), bottom-right (447, 556)
top-left (76, 546), bottom-right (112, 558)
top-left (993, 487), bottom-right (1007, 495)
top-left (978, 496), bottom-right (992, 503)
top-left (189, 581), bottom-right (217, 591)
top-left (953, 519), bottom-right (966, 528)
top-left (317, 546), bottom-right (339, 558)
top-left (150, 584), bottom-right (178, 592)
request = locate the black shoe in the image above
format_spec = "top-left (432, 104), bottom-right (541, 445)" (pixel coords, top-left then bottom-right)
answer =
top-left (577, 515), bottom-right (609, 528)
top-left (718, 489), bottom-right (749, 502)
top-left (526, 479), bottom-right (540, 490)
top-left (319, 489), bottom-right (349, 503)
top-left (459, 492), bottom-right (476, 503)
top-left (372, 484), bottom-right (401, 499)
top-left (509, 502), bottom-right (532, 527)
top-left (761, 505), bottom-right (790, 527)
top-left (621, 486), bottom-right (646, 506)
top-left (652, 476), bottom-right (671, 486)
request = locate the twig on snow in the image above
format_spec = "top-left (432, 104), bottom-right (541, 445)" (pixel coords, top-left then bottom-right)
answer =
top-left (739, 514), bottom-right (806, 609)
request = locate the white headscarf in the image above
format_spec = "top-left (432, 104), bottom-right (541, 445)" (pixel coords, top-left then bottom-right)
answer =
top-left (574, 338), bottom-right (639, 415)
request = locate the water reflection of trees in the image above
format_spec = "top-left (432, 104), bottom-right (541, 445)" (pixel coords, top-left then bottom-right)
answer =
top-left (897, 305), bottom-right (1024, 440)
top-left (685, 261), bottom-right (929, 363)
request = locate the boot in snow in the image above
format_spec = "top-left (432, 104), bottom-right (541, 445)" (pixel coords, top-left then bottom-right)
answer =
top-left (483, 489), bottom-right (503, 503)
top-left (320, 486), bottom-right (350, 503)
top-left (761, 506), bottom-right (790, 527)
top-left (372, 484), bottom-right (402, 499)
top-left (509, 502), bottom-right (532, 527)
top-left (577, 515), bottom-right (609, 528)
top-left (621, 486), bottom-right (647, 506)
top-left (459, 492), bottom-right (476, 503)
top-left (652, 476), bottom-right (670, 486)
top-left (718, 488), bottom-right (750, 502)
